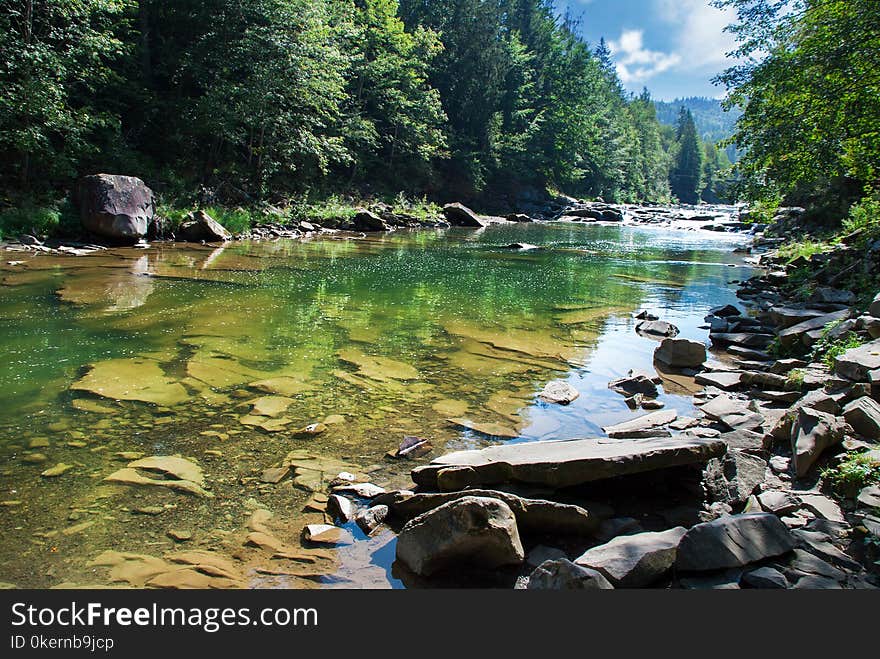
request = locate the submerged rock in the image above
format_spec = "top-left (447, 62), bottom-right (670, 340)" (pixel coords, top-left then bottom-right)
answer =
top-left (538, 380), bottom-right (580, 405)
top-left (395, 496), bottom-right (525, 577)
top-left (636, 320), bottom-right (680, 340)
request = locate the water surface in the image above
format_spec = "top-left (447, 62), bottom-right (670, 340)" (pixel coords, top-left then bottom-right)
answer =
top-left (0, 223), bottom-right (752, 588)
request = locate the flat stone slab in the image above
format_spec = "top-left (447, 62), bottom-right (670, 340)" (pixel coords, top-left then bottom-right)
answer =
top-left (602, 409), bottom-right (677, 438)
top-left (411, 436), bottom-right (726, 490)
top-left (695, 371), bottom-right (744, 390)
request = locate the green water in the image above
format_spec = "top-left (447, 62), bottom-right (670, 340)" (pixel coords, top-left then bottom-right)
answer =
top-left (0, 223), bottom-right (752, 588)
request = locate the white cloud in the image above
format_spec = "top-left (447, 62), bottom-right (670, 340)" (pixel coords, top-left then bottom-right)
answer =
top-left (654, 0), bottom-right (740, 71)
top-left (608, 29), bottom-right (681, 84)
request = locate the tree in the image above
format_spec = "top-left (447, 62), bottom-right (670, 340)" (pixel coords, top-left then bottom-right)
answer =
top-left (670, 108), bottom-right (704, 204)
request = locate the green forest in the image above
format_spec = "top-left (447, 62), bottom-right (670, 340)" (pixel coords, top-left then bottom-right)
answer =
top-left (0, 0), bottom-right (734, 236)
top-left (0, 0), bottom-right (877, 236)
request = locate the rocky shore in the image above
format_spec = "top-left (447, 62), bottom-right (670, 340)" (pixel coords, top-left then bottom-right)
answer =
top-left (282, 220), bottom-right (880, 590)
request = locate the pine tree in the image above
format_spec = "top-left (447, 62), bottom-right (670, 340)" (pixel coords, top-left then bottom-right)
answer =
top-left (670, 108), bottom-right (703, 204)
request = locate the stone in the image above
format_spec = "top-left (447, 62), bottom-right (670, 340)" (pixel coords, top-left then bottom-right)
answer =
top-left (538, 380), bottom-right (580, 405)
top-left (784, 548), bottom-right (846, 583)
top-left (834, 339), bottom-right (880, 382)
top-left (710, 304), bottom-right (742, 318)
top-left (870, 292), bottom-right (880, 318)
top-left (842, 396), bottom-right (880, 439)
top-left (526, 545), bottom-right (568, 567)
top-left (791, 407), bottom-right (848, 477)
top-left (446, 417), bottom-right (518, 439)
top-left (741, 567), bottom-right (788, 589)
top-left (355, 505), bottom-right (389, 535)
top-left (758, 490), bottom-right (800, 516)
top-left (602, 409), bottom-right (677, 439)
top-left (332, 483), bottom-right (386, 499)
top-left (642, 399), bottom-right (665, 410)
top-left (167, 530), bottom-right (193, 543)
top-left (634, 310), bottom-right (659, 321)
top-left (302, 524), bottom-right (352, 546)
top-left (766, 306), bottom-right (828, 329)
top-left (40, 463), bottom-right (72, 478)
top-left (260, 466), bottom-right (290, 484)
top-left (353, 209), bottom-right (388, 232)
top-left (443, 203), bottom-right (488, 228)
top-left (574, 528), bottom-right (687, 587)
top-left (326, 494), bottom-right (355, 523)
top-left (770, 358), bottom-right (809, 375)
top-left (676, 513), bottom-right (796, 572)
top-left (395, 497), bottom-right (525, 577)
top-left (769, 456), bottom-right (790, 474)
top-left (411, 436), bottom-right (726, 490)
top-left (293, 423), bottom-right (327, 437)
top-left (609, 374), bottom-right (659, 398)
top-left (711, 333), bottom-right (775, 350)
top-left (76, 174), bottom-right (154, 243)
top-left (695, 371), bottom-right (743, 390)
top-left (383, 489), bottom-right (598, 536)
top-left (250, 396), bottom-right (294, 418)
top-left (71, 357), bottom-right (188, 407)
top-left (636, 320), bottom-right (680, 340)
top-left (703, 451), bottom-right (767, 506)
top-left (528, 559), bottom-right (614, 590)
top-left (798, 493), bottom-right (846, 523)
top-left (178, 210), bottom-right (232, 242)
top-left (718, 428), bottom-right (765, 451)
top-left (857, 485), bottom-right (880, 509)
top-left (654, 338), bottom-right (706, 369)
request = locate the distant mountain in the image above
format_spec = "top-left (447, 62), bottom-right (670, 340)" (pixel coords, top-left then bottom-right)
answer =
top-left (654, 97), bottom-right (742, 161)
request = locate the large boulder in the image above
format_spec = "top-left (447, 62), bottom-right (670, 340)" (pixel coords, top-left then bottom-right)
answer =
top-left (703, 451), bottom-right (768, 507)
top-left (842, 396), bottom-right (880, 440)
top-left (676, 513), bottom-right (796, 572)
top-left (791, 407), bottom-right (848, 477)
top-left (77, 174), bottom-right (154, 243)
top-left (575, 528), bottom-right (687, 587)
top-left (833, 339), bottom-right (880, 382)
top-left (636, 320), bottom-right (680, 340)
top-left (178, 210), bottom-right (232, 243)
top-left (410, 436), bottom-right (726, 490)
top-left (528, 559), bottom-right (614, 590)
top-left (394, 496), bottom-right (524, 576)
top-left (654, 338), bottom-right (706, 369)
top-left (443, 203), bottom-right (488, 228)
top-left (353, 209), bottom-right (389, 232)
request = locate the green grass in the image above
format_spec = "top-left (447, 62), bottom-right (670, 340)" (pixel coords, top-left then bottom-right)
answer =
top-left (822, 453), bottom-right (880, 498)
top-left (776, 239), bottom-right (833, 264)
top-left (811, 320), bottom-right (866, 369)
top-left (0, 199), bottom-right (81, 241)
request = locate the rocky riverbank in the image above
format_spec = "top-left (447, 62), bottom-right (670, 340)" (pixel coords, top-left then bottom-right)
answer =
top-left (282, 225), bottom-right (880, 590)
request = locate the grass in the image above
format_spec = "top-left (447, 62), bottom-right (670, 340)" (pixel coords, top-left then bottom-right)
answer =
top-left (776, 238), bottom-right (833, 264)
top-left (811, 320), bottom-right (866, 369)
top-left (0, 200), bottom-right (79, 240)
top-left (822, 453), bottom-right (880, 498)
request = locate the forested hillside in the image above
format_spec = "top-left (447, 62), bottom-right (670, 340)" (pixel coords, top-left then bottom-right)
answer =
top-left (655, 96), bottom-right (741, 163)
top-left (0, 0), bottom-right (696, 216)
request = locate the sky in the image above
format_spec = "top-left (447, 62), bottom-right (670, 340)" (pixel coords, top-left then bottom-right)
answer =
top-left (555, 0), bottom-right (741, 101)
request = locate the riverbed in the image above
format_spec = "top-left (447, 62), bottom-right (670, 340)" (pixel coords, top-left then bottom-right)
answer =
top-left (0, 222), bottom-right (753, 588)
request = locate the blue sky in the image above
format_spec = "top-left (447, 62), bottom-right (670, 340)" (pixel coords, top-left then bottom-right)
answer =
top-left (555, 0), bottom-right (740, 101)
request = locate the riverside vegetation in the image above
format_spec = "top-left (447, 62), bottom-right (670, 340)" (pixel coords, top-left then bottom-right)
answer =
top-left (0, 0), bottom-right (878, 589)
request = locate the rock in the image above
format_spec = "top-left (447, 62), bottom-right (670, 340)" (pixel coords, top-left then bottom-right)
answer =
top-left (446, 417), bottom-right (519, 439)
top-left (353, 209), bottom-right (388, 232)
top-left (506, 213), bottom-right (533, 223)
top-left (695, 371), bottom-right (744, 390)
top-left (260, 466), bottom-right (290, 484)
top-left (503, 242), bottom-right (539, 250)
top-left (770, 358), bottom-right (809, 375)
top-left (609, 374), bottom-right (659, 398)
top-left (602, 409), bottom-right (677, 439)
top-left (765, 306), bottom-right (827, 330)
top-left (302, 524), bottom-right (352, 546)
top-left (676, 513), bottom-right (796, 572)
top-left (858, 485), bottom-right (880, 509)
top-left (76, 174), bottom-right (154, 243)
top-left (810, 287), bottom-right (855, 305)
top-left (835, 339), bottom-right (880, 381)
top-left (390, 436), bottom-right (433, 460)
top-left (527, 559), bottom-right (614, 590)
top-left (443, 203), bottom-right (488, 228)
top-left (784, 548), bottom-right (846, 583)
top-left (779, 310), bottom-right (852, 349)
top-left (595, 517), bottom-right (643, 543)
top-left (574, 528), bottom-right (687, 587)
top-left (791, 407), bottom-right (848, 477)
top-left (326, 494), bottom-right (355, 523)
top-left (178, 210), bottom-right (232, 243)
top-left (40, 463), bottom-right (72, 477)
top-left (293, 423), bottom-right (328, 437)
top-left (167, 530), bottom-right (192, 543)
top-left (769, 456), bottom-right (790, 474)
top-left (642, 399), bottom-right (665, 410)
top-left (332, 482), bottom-right (386, 499)
top-left (718, 428), bottom-right (765, 451)
top-left (703, 451), bottom-right (767, 506)
top-left (526, 545), bottom-right (568, 567)
top-left (383, 489), bottom-right (598, 536)
top-left (842, 396), bottom-right (880, 439)
top-left (870, 292), bottom-right (880, 318)
top-left (355, 505), bottom-right (389, 535)
top-left (103, 455), bottom-right (211, 497)
top-left (710, 304), bottom-right (742, 318)
top-left (758, 490), bottom-right (800, 516)
top-left (538, 380), bottom-right (580, 405)
top-left (636, 320), bottom-right (680, 340)
top-left (395, 496), bottom-right (525, 577)
top-left (741, 567), bottom-right (788, 589)
top-left (411, 436), bottom-right (726, 490)
top-left (710, 333), bottom-right (775, 350)
top-left (797, 493), bottom-right (846, 523)
top-left (654, 338), bottom-right (706, 369)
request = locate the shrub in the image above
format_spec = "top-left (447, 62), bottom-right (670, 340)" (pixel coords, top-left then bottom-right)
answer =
top-left (822, 453), bottom-right (880, 498)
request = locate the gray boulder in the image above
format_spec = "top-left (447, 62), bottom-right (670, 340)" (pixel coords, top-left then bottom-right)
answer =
top-left (395, 496), bottom-right (524, 576)
top-left (443, 203), bottom-right (488, 227)
top-left (741, 566), bottom-right (788, 589)
top-left (528, 559), bottom-right (614, 590)
top-left (834, 339), bottom-right (880, 381)
top-left (842, 396), bottom-right (880, 440)
top-left (77, 174), bottom-right (154, 243)
top-left (602, 409), bottom-right (677, 439)
top-left (609, 374), bottom-right (659, 398)
top-left (178, 210), bottom-right (232, 242)
top-left (676, 513), bottom-right (796, 572)
top-left (654, 338), bottom-right (706, 369)
top-left (791, 407), bottom-right (848, 477)
top-left (575, 527), bottom-right (687, 587)
top-left (353, 209), bottom-right (388, 232)
top-left (636, 320), bottom-right (680, 340)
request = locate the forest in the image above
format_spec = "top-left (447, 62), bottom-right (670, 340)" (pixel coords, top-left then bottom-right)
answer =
top-left (0, 0), bottom-right (726, 235)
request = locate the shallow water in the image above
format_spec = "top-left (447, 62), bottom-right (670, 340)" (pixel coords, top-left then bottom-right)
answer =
top-left (0, 223), bottom-right (752, 588)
